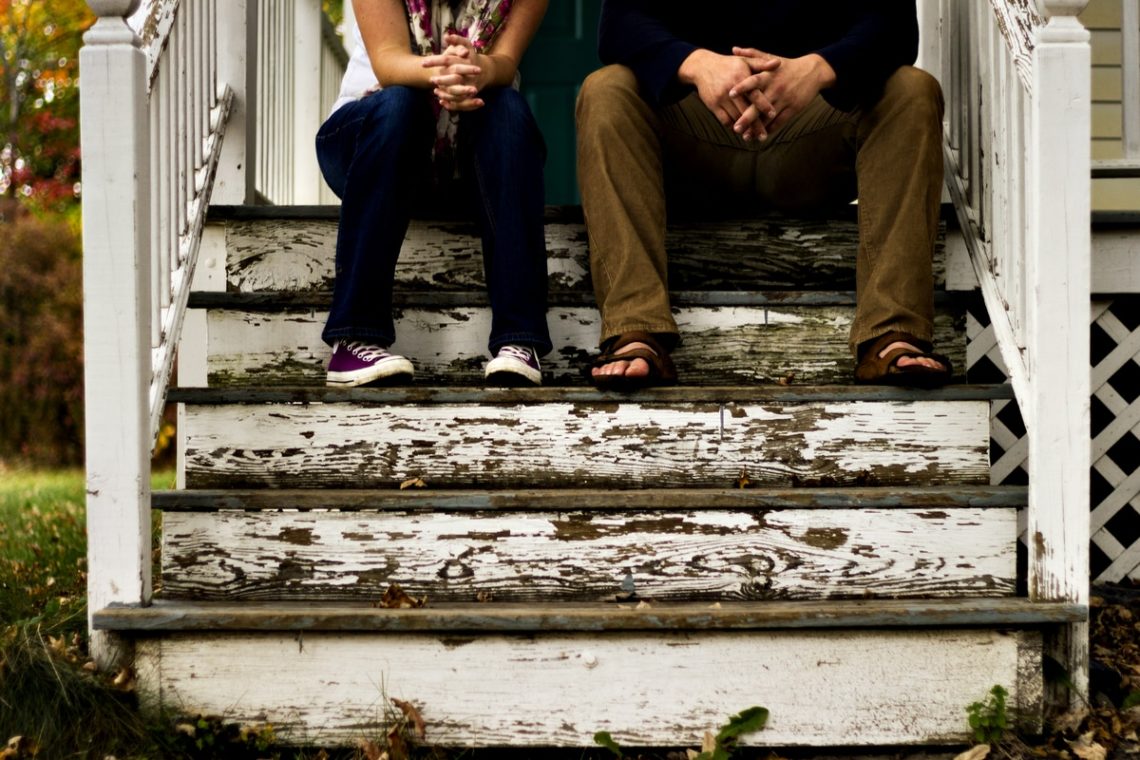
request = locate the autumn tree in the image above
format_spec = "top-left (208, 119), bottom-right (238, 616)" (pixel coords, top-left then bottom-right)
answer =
top-left (0, 0), bottom-right (93, 217)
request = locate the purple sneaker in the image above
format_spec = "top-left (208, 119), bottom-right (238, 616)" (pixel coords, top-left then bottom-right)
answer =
top-left (326, 341), bottom-right (414, 387)
top-left (484, 344), bottom-right (542, 387)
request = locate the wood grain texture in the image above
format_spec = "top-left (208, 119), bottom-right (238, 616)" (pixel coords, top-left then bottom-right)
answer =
top-left (202, 305), bottom-right (967, 387)
top-left (132, 629), bottom-right (1043, 746)
top-left (159, 507), bottom-right (1017, 602)
top-left (181, 399), bottom-right (991, 489)
top-left (222, 217), bottom-right (950, 293)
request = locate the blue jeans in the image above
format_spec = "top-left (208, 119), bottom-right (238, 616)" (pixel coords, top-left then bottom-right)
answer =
top-left (315, 85), bottom-right (552, 356)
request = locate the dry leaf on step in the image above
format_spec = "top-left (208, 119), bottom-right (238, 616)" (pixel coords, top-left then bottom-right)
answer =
top-left (1067, 732), bottom-right (1108, 760)
top-left (392, 698), bottom-right (427, 740)
top-left (686, 751), bottom-right (701, 760)
top-left (376, 583), bottom-right (427, 609)
top-left (702, 730), bottom-right (718, 753)
top-left (399, 477), bottom-right (426, 490)
top-left (952, 745), bottom-right (991, 760)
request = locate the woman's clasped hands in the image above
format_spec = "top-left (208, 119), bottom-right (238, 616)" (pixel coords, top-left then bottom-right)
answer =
top-left (422, 32), bottom-right (488, 111)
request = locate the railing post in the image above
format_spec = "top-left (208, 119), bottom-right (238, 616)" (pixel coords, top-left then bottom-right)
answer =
top-left (1027, 0), bottom-right (1091, 708)
top-left (293, 0), bottom-right (324, 203)
top-left (916, 0), bottom-right (943, 83)
top-left (213, 0), bottom-right (255, 204)
top-left (79, 0), bottom-right (152, 668)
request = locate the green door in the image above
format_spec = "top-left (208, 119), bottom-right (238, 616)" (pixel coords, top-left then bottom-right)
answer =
top-left (519, 0), bottom-right (603, 205)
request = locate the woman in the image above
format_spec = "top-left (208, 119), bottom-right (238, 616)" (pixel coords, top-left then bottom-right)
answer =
top-left (318, 0), bottom-right (552, 387)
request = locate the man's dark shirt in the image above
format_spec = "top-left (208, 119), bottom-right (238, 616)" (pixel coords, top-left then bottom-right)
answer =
top-left (598, 1), bottom-right (919, 111)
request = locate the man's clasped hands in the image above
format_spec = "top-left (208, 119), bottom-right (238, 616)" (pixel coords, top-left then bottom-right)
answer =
top-left (678, 46), bottom-right (838, 141)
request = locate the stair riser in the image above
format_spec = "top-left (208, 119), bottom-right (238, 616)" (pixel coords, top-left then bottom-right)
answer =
top-left (203, 305), bottom-right (966, 386)
top-left (160, 507), bottom-right (1017, 602)
top-left (135, 629), bottom-right (1041, 746)
top-left (222, 217), bottom-right (950, 293)
top-left (180, 400), bottom-right (991, 489)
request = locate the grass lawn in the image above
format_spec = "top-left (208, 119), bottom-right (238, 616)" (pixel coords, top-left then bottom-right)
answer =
top-left (0, 469), bottom-right (176, 759)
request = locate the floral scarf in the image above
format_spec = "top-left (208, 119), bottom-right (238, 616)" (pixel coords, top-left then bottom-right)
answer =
top-left (405, 0), bottom-right (514, 169)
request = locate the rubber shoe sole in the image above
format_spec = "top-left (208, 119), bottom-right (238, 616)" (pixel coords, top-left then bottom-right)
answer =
top-left (484, 356), bottom-right (542, 387)
top-left (326, 356), bottom-right (414, 387)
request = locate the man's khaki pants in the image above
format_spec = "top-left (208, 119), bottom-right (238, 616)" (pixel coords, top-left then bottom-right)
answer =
top-left (575, 64), bottom-right (945, 356)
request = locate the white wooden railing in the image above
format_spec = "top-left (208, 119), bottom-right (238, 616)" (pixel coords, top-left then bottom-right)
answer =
top-left (935, 0), bottom-right (1091, 702)
top-left (255, 0), bottom-right (346, 204)
top-left (81, 0), bottom-right (346, 664)
top-left (80, 0), bottom-right (237, 665)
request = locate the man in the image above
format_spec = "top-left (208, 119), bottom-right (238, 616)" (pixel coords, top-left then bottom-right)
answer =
top-left (577, 1), bottom-right (952, 390)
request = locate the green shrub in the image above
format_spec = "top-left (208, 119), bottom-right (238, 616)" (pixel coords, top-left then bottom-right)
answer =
top-left (0, 214), bottom-right (84, 466)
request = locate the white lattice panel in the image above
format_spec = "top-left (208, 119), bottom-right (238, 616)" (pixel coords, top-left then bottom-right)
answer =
top-left (967, 295), bottom-right (1140, 582)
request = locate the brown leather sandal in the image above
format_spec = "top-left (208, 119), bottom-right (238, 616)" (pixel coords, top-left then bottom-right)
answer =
top-left (854, 330), bottom-right (953, 388)
top-left (590, 331), bottom-right (678, 391)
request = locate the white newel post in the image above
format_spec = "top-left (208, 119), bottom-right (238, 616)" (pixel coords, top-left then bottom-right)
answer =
top-left (1026, 0), bottom-right (1091, 707)
top-left (80, 0), bottom-right (152, 668)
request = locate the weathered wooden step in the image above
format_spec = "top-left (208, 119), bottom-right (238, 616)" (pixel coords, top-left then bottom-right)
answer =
top-left (155, 485), bottom-right (1022, 602)
top-left (209, 205), bottom-right (951, 293)
top-left (96, 598), bottom-right (1072, 745)
top-left (152, 484), bottom-right (1027, 511)
top-left (173, 386), bottom-right (1004, 489)
top-left (194, 292), bottom-right (966, 387)
top-left (96, 597), bottom-right (1083, 632)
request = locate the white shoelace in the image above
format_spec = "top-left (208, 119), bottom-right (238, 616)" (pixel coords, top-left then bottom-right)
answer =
top-left (343, 341), bottom-right (390, 361)
top-left (498, 345), bottom-right (535, 364)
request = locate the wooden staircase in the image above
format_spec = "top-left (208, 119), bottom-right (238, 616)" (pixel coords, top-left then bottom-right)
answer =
top-left (94, 207), bottom-right (1084, 748)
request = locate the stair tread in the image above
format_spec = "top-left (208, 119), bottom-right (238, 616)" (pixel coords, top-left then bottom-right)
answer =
top-left (190, 290), bottom-right (963, 307)
top-left (169, 384), bottom-right (1013, 404)
top-left (152, 484), bottom-right (1028, 511)
top-left (95, 597), bottom-right (1085, 633)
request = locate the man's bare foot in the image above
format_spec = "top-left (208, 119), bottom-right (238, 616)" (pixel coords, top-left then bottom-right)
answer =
top-left (881, 341), bottom-right (947, 372)
top-left (591, 341), bottom-right (654, 379)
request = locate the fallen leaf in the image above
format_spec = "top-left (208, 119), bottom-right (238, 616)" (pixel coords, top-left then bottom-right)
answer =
top-left (376, 583), bottom-right (427, 609)
top-left (399, 477), bottom-right (426, 490)
top-left (778, 372), bottom-right (795, 386)
top-left (391, 698), bottom-right (426, 740)
top-left (386, 724), bottom-right (409, 760)
top-left (708, 602), bottom-right (722, 609)
top-left (112, 666), bottom-right (134, 689)
top-left (737, 469), bottom-right (751, 489)
top-left (686, 751), bottom-right (700, 760)
top-left (702, 730), bottom-right (717, 753)
top-left (635, 600), bottom-right (651, 610)
top-left (357, 739), bottom-right (384, 760)
top-left (475, 591), bottom-right (494, 603)
top-left (1055, 708), bottom-right (1090, 734)
top-left (1067, 731), bottom-right (1107, 760)
top-left (953, 745), bottom-right (991, 760)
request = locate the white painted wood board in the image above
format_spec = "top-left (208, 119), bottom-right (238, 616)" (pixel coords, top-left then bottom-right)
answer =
top-left (221, 217), bottom-right (949, 293)
top-left (159, 507), bottom-right (1018, 602)
top-left (203, 305), bottom-right (967, 386)
top-left (180, 399), bottom-right (991, 488)
top-left (134, 628), bottom-right (1042, 746)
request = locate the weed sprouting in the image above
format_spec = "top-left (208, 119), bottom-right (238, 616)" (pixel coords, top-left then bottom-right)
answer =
top-left (593, 706), bottom-right (768, 760)
top-left (967, 684), bottom-right (1010, 744)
